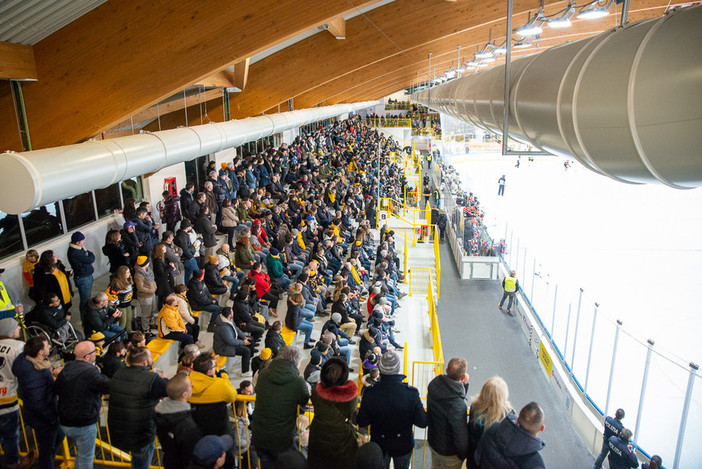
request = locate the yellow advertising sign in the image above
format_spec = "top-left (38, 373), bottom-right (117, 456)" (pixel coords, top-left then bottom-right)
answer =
top-left (539, 341), bottom-right (553, 377)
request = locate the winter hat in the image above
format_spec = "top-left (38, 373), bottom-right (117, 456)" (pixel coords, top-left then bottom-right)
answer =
top-left (89, 331), bottom-right (106, 342)
top-left (194, 269), bottom-right (205, 281)
top-left (306, 216), bottom-right (315, 222)
top-left (331, 312), bottom-right (342, 324)
top-left (137, 256), bottom-right (149, 267)
top-left (123, 220), bottom-right (137, 230)
top-left (192, 435), bottom-right (234, 467)
top-left (372, 286), bottom-right (381, 295)
top-left (0, 318), bottom-right (18, 337)
top-left (270, 247), bottom-right (280, 256)
top-left (71, 231), bottom-right (86, 243)
top-left (355, 441), bottom-right (384, 469)
top-left (379, 351), bottom-right (401, 375)
top-left (260, 348), bottom-right (272, 360)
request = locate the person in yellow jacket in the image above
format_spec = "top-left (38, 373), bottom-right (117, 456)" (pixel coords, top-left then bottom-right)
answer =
top-left (157, 295), bottom-right (195, 347)
top-left (498, 271), bottom-right (520, 314)
top-left (188, 353), bottom-right (237, 406)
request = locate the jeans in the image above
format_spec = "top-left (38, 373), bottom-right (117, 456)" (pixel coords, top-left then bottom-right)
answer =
top-left (499, 291), bottom-right (516, 310)
top-left (383, 451), bottom-right (412, 469)
top-left (274, 274), bottom-right (291, 291)
top-left (287, 262), bottom-right (303, 279)
top-left (102, 324), bottom-right (126, 342)
top-left (203, 303), bottom-right (222, 329)
top-left (130, 441), bottom-right (155, 469)
top-left (337, 338), bottom-right (352, 364)
top-left (74, 275), bottom-right (93, 320)
top-left (163, 330), bottom-right (195, 347)
top-left (0, 410), bottom-right (20, 467)
top-left (297, 319), bottom-right (314, 344)
top-left (32, 420), bottom-right (63, 469)
top-left (300, 307), bottom-right (315, 320)
top-left (183, 258), bottom-right (198, 284)
top-left (61, 423), bottom-right (98, 469)
top-left (593, 438), bottom-right (609, 469)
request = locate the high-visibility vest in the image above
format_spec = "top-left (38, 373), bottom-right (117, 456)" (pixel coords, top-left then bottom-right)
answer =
top-left (427, 154), bottom-right (432, 162)
top-left (0, 282), bottom-right (14, 312)
top-left (504, 276), bottom-right (517, 293)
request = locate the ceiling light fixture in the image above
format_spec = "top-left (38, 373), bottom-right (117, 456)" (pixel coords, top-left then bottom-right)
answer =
top-left (548, 2), bottom-right (576, 27)
top-left (513, 37), bottom-right (533, 49)
top-left (516, 11), bottom-right (545, 36)
top-left (577, 0), bottom-right (613, 19)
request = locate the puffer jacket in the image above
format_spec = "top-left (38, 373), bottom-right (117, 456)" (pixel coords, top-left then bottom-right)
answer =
top-left (204, 262), bottom-right (227, 295)
top-left (308, 380), bottom-right (359, 469)
top-left (12, 353), bottom-right (57, 427)
top-left (212, 314), bottom-right (248, 357)
top-left (475, 412), bottom-right (546, 469)
top-left (188, 370), bottom-right (237, 405)
top-left (134, 266), bottom-right (157, 299)
top-left (252, 358), bottom-right (310, 453)
top-left (186, 277), bottom-right (216, 311)
top-left (426, 374), bottom-right (469, 460)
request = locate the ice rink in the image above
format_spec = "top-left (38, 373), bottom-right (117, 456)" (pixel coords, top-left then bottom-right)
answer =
top-left (449, 152), bottom-right (702, 465)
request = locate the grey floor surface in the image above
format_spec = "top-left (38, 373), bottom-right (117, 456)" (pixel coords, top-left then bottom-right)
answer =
top-left (437, 242), bottom-right (595, 469)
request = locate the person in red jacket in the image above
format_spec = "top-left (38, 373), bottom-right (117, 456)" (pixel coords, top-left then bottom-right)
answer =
top-left (248, 262), bottom-right (280, 317)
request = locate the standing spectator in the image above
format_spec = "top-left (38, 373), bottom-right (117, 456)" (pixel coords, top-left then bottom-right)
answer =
top-left (54, 341), bottom-right (111, 469)
top-left (196, 206), bottom-right (218, 257)
top-left (357, 351), bottom-right (427, 469)
top-left (476, 402), bottom-right (546, 469)
top-left (467, 377), bottom-right (514, 469)
top-left (153, 243), bottom-right (175, 309)
top-left (188, 354), bottom-right (238, 436)
top-left (607, 428), bottom-right (639, 469)
top-left (175, 219), bottom-right (198, 284)
top-left (108, 346), bottom-right (168, 469)
top-left (102, 229), bottom-right (130, 274)
top-left (32, 250), bottom-right (73, 314)
top-left (133, 207), bottom-right (159, 256)
top-left (162, 231), bottom-right (183, 279)
top-left (252, 346), bottom-right (311, 468)
top-left (497, 175), bottom-right (506, 196)
top-left (120, 221), bottom-right (140, 267)
top-left (107, 265), bottom-right (134, 333)
top-left (157, 295), bottom-right (196, 348)
top-left (308, 358), bottom-right (359, 469)
top-left (427, 357), bottom-right (470, 469)
top-left (158, 190), bottom-right (182, 233)
top-left (212, 306), bottom-right (254, 374)
top-left (498, 270), bottom-right (519, 314)
top-left (83, 292), bottom-right (125, 341)
top-left (220, 199), bottom-right (240, 248)
top-left (67, 231), bottom-right (96, 315)
top-left (12, 335), bottom-right (61, 469)
top-left (21, 249), bottom-right (39, 299)
top-left (0, 268), bottom-right (24, 320)
top-left (134, 256), bottom-right (158, 333)
top-left (180, 183), bottom-right (195, 219)
top-left (154, 374), bottom-right (202, 469)
top-left (0, 318), bottom-right (36, 469)
top-left (593, 408), bottom-right (626, 469)
top-left (642, 455), bottom-right (662, 469)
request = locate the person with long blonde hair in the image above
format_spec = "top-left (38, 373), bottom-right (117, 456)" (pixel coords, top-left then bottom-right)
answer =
top-left (467, 376), bottom-right (513, 469)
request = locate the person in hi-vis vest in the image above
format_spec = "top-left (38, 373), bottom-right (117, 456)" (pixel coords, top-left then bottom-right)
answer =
top-left (498, 271), bottom-right (519, 314)
top-left (0, 269), bottom-right (24, 320)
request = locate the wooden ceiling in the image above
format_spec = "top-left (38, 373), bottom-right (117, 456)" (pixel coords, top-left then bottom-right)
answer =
top-left (0, 0), bottom-right (680, 152)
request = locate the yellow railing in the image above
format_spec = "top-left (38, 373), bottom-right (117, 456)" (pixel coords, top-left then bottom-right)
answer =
top-left (434, 228), bottom-right (441, 299)
top-left (408, 266), bottom-right (432, 296)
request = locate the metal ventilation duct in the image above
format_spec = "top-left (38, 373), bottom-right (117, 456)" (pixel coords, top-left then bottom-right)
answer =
top-left (0, 101), bottom-right (377, 214)
top-left (412, 5), bottom-right (702, 188)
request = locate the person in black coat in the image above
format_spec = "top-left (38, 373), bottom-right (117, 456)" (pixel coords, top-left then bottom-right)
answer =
top-left (232, 291), bottom-right (264, 344)
top-left (152, 243), bottom-right (175, 309)
top-left (195, 208), bottom-right (217, 256)
top-left (103, 229), bottom-right (130, 274)
top-left (264, 321), bottom-right (286, 356)
top-left (204, 256), bottom-right (228, 296)
top-left (32, 250), bottom-right (73, 312)
top-left (186, 270), bottom-right (221, 332)
top-left (174, 219), bottom-right (198, 284)
top-left (475, 402), bottom-right (546, 469)
top-left (12, 335), bottom-right (62, 469)
top-left (607, 428), bottom-right (639, 469)
top-left (357, 351), bottom-right (427, 469)
top-left (120, 221), bottom-right (140, 267)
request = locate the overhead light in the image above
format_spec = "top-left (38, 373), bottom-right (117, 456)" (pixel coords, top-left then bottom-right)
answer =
top-left (577, 0), bottom-right (613, 19)
top-left (548, 4), bottom-right (575, 28)
top-left (475, 44), bottom-right (495, 59)
top-left (513, 38), bottom-right (532, 49)
top-left (481, 56), bottom-right (496, 63)
top-left (467, 59), bottom-right (479, 67)
top-left (515, 11), bottom-right (544, 37)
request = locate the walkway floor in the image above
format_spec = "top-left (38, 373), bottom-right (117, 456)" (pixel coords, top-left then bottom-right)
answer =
top-left (437, 243), bottom-right (595, 468)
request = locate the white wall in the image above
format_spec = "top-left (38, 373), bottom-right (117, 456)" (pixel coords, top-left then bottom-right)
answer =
top-left (142, 161), bottom-right (188, 224)
top-left (0, 214), bottom-right (124, 307)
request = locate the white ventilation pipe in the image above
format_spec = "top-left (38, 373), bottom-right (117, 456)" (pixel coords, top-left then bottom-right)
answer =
top-left (412, 5), bottom-right (702, 188)
top-left (0, 101), bottom-right (377, 214)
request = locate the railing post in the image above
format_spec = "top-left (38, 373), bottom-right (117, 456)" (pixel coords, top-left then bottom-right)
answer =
top-left (571, 288), bottom-right (584, 368)
top-left (605, 320), bottom-right (623, 416)
top-left (530, 258), bottom-right (536, 300)
top-left (634, 338), bottom-right (654, 441)
top-left (673, 362), bottom-right (699, 469)
top-left (551, 284), bottom-right (558, 335)
top-left (585, 303), bottom-right (599, 392)
top-left (564, 303), bottom-right (572, 359)
top-left (514, 237), bottom-right (520, 272)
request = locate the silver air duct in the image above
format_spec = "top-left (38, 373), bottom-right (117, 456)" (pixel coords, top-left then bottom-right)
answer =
top-left (412, 5), bottom-right (702, 188)
top-left (0, 101), bottom-right (377, 214)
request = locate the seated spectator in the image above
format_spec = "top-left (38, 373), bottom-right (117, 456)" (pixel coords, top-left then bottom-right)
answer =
top-left (248, 262), bottom-right (280, 317)
top-left (36, 292), bottom-right (74, 344)
top-left (173, 284), bottom-right (202, 347)
top-left (266, 248), bottom-right (291, 290)
top-left (251, 347), bottom-right (272, 378)
top-left (204, 256), bottom-right (228, 298)
top-left (100, 341), bottom-right (127, 378)
top-left (232, 290), bottom-right (264, 345)
top-left (187, 269), bottom-right (221, 333)
top-left (213, 307), bottom-right (255, 374)
top-left (264, 321), bottom-right (285, 356)
top-left (320, 313), bottom-right (355, 365)
top-left (83, 292), bottom-right (125, 341)
top-left (157, 295), bottom-right (196, 348)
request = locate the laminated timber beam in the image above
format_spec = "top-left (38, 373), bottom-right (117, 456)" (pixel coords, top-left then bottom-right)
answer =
top-left (0, 0), bottom-right (379, 151)
top-left (0, 42), bottom-right (37, 80)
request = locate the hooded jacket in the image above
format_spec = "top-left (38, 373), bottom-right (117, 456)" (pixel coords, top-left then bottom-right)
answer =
top-left (188, 370), bottom-right (237, 405)
top-left (12, 353), bottom-right (57, 427)
top-left (475, 412), bottom-right (545, 469)
top-left (252, 358), bottom-right (311, 453)
top-left (134, 265), bottom-right (157, 298)
top-left (426, 374), bottom-right (469, 460)
top-left (308, 380), bottom-right (359, 469)
top-left (212, 314), bottom-right (248, 356)
top-left (154, 398), bottom-right (202, 469)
